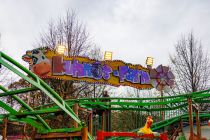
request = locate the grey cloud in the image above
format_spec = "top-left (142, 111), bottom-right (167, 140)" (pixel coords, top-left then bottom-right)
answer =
top-left (0, 0), bottom-right (210, 67)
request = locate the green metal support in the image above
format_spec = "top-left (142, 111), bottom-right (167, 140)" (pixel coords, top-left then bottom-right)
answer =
top-left (41, 127), bottom-right (83, 134)
top-left (0, 51), bottom-right (82, 125)
top-left (0, 50), bottom-right (210, 139)
top-left (35, 88), bottom-right (210, 112)
top-left (32, 89), bottom-right (210, 115)
top-left (15, 107), bottom-right (61, 116)
top-left (0, 100), bottom-right (17, 115)
top-left (0, 85), bottom-right (51, 130)
top-left (0, 86), bottom-right (38, 97)
top-left (0, 100), bottom-right (46, 131)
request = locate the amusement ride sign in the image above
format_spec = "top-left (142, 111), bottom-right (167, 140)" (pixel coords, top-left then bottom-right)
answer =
top-left (22, 48), bottom-right (154, 89)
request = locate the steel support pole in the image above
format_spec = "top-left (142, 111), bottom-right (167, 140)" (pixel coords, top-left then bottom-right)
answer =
top-left (161, 90), bottom-right (164, 121)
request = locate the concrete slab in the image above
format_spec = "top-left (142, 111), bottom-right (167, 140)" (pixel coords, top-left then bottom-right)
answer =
top-left (183, 125), bottom-right (210, 139)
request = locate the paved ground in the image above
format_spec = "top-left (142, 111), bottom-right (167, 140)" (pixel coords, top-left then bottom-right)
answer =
top-left (182, 125), bottom-right (210, 139)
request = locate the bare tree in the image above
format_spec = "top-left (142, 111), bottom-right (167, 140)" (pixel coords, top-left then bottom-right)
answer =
top-left (0, 33), bottom-right (9, 87)
top-left (37, 11), bottom-right (91, 56)
top-left (0, 33), bottom-right (20, 114)
top-left (34, 11), bottom-right (109, 100)
top-left (6, 11), bottom-right (109, 129)
top-left (170, 32), bottom-right (210, 93)
top-left (35, 11), bottom-right (110, 129)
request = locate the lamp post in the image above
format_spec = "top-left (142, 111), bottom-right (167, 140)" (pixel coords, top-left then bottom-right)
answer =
top-left (100, 51), bottom-right (113, 131)
top-left (145, 56), bottom-right (154, 117)
top-left (146, 57), bottom-right (164, 120)
top-left (93, 51), bottom-right (113, 97)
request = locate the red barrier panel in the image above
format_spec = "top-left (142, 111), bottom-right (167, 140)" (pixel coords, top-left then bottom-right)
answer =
top-left (97, 131), bottom-right (168, 140)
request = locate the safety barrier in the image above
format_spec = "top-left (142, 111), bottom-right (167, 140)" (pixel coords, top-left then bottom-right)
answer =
top-left (97, 131), bottom-right (168, 140)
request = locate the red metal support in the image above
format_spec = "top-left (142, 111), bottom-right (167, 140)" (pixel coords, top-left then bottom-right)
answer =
top-left (96, 131), bottom-right (168, 140)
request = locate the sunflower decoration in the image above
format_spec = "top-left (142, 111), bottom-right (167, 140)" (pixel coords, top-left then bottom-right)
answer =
top-left (149, 65), bottom-right (175, 92)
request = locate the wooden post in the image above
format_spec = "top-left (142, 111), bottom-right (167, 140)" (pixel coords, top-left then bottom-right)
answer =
top-left (31, 127), bottom-right (36, 140)
top-left (82, 127), bottom-right (88, 140)
top-left (188, 98), bottom-right (194, 139)
top-left (102, 111), bottom-right (105, 131)
top-left (180, 119), bottom-right (183, 133)
top-left (2, 118), bottom-right (8, 140)
top-left (195, 108), bottom-right (201, 139)
top-left (23, 124), bottom-right (27, 136)
top-left (89, 112), bottom-right (93, 135)
top-left (73, 103), bottom-right (79, 128)
top-left (107, 110), bottom-right (111, 132)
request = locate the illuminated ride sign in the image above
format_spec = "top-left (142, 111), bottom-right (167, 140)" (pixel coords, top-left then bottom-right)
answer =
top-left (22, 48), bottom-right (153, 89)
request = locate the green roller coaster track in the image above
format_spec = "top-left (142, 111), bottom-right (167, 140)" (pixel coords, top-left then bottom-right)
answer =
top-left (0, 51), bottom-right (210, 139)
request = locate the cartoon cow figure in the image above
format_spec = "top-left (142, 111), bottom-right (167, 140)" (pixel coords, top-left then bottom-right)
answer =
top-left (22, 48), bottom-right (51, 76)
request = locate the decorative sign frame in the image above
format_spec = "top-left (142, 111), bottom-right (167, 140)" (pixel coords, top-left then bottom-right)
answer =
top-left (22, 48), bottom-right (153, 89)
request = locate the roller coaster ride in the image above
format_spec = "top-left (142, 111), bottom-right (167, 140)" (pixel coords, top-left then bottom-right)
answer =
top-left (0, 50), bottom-right (210, 139)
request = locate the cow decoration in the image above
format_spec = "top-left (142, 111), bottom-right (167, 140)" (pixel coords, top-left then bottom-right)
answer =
top-left (22, 48), bottom-right (51, 76)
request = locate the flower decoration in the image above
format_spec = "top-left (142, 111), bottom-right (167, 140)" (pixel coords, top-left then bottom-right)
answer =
top-left (149, 65), bottom-right (175, 91)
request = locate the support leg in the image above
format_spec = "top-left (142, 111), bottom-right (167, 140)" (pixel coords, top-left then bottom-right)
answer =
top-left (188, 98), bottom-right (193, 140)
top-left (2, 118), bottom-right (8, 140)
top-left (82, 127), bottom-right (88, 140)
top-left (89, 112), bottom-right (93, 135)
top-left (73, 103), bottom-right (79, 128)
top-left (195, 109), bottom-right (201, 139)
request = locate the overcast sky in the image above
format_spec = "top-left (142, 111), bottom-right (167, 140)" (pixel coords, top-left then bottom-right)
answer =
top-left (0, 0), bottom-right (210, 68)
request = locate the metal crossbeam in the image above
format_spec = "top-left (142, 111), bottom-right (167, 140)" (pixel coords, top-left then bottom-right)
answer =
top-left (0, 86), bottom-right (38, 97)
top-left (35, 89), bottom-right (210, 112)
top-left (0, 100), bottom-right (17, 115)
top-left (16, 107), bottom-right (61, 116)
